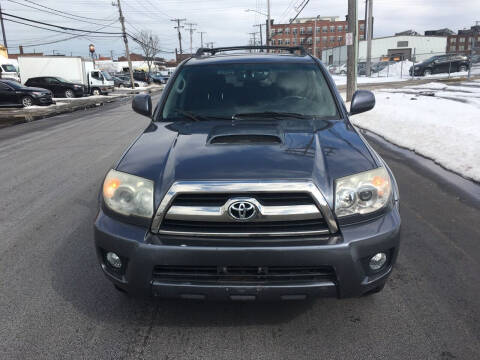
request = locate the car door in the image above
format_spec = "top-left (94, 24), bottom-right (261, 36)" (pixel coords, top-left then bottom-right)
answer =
top-left (433, 56), bottom-right (450, 74)
top-left (0, 82), bottom-right (17, 106)
top-left (45, 77), bottom-right (62, 96)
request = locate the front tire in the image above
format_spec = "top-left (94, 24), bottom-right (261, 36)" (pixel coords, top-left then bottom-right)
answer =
top-left (21, 96), bottom-right (33, 107)
top-left (92, 88), bottom-right (101, 96)
top-left (459, 65), bottom-right (467, 72)
top-left (65, 89), bottom-right (75, 98)
top-left (119, 84), bottom-right (124, 88)
top-left (423, 69), bottom-right (432, 76)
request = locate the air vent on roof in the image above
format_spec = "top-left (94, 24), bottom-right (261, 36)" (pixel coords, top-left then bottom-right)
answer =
top-left (209, 134), bottom-right (282, 145)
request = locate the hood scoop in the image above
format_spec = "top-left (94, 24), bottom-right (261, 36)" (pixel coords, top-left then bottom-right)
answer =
top-left (207, 125), bottom-right (283, 145)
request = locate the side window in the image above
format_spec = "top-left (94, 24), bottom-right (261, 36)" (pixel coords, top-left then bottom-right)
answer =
top-left (46, 78), bottom-right (59, 84)
top-left (91, 71), bottom-right (101, 80)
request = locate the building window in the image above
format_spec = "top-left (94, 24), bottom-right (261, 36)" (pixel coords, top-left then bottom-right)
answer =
top-left (459, 37), bottom-right (465, 42)
top-left (322, 36), bottom-right (327, 43)
top-left (300, 27), bottom-right (305, 34)
top-left (285, 38), bottom-right (290, 45)
top-left (300, 37), bottom-right (305, 44)
top-left (315, 37), bottom-right (320, 43)
top-left (285, 27), bottom-right (290, 34)
top-left (278, 39), bottom-right (283, 45)
top-left (330, 26), bottom-right (335, 32)
top-left (292, 38), bottom-right (297, 45)
top-left (459, 45), bottom-right (465, 51)
top-left (397, 41), bottom-right (408, 47)
top-left (337, 25), bottom-right (343, 32)
top-left (307, 37), bottom-right (312, 44)
top-left (360, 24), bottom-right (365, 30)
top-left (271, 29), bottom-right (275, 35)
top-left (292, 28), bottom-right (297, 34)
top-left (450, 38), bottom-right (456, 43)
top-left (329, 36), bottom-right (335, 42)
top-left (307, 27), bottom-right (312, 34)
top-left (316, 27), bottom-right (321, 33)
top-left (322, 26), bottom-right (327, 33)
top-left (271, 39), bottom-right (275, 45)
top-left (450, 45), bottom-right (456, 51)
top-left (338, 36), bottom-right (343, 42)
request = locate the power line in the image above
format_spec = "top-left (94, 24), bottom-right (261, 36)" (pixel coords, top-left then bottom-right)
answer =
top-left (289, 0), bottom-right (310, 24)
top-left (22, 0), bottom-right (115, 22)
top-left (2, 12), bottom-right (123, 34)
top-left (7, 0), bottom-right (119, 27)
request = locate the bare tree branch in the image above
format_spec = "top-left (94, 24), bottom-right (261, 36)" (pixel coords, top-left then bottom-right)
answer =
top-left (137, 30), bottom-right (161, 74)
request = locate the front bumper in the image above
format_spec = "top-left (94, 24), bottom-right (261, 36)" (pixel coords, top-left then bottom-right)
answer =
top-left (94, 206), bottom-right (400, 300)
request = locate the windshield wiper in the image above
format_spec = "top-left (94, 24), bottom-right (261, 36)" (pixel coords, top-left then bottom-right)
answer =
top-left (173, 109), bottom-right (205, 122)
top-left (232, 111), bottom-right (310, 120)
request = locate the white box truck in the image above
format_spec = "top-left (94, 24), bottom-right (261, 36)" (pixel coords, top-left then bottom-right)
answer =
top-left (18, 56), bottom-right (114, 95)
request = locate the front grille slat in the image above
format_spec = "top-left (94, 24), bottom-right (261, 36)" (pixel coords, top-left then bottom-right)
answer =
top-left (152, 265), bottom-right (336, 284)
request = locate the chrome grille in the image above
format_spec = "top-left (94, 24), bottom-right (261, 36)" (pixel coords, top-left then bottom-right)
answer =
top-left (151, 181), bottom-right (339, 235)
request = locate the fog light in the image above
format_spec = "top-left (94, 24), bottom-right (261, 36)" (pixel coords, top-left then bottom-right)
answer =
top-left (106, 252), bottom-right (122, 269)
top-left (369, 252), bottom-right (387, 270)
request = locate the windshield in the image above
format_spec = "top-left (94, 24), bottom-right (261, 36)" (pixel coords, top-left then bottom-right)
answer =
top-left (101, 71), bottom-right (112, 80)
top-left (161, 62), bottom-right (339, 120)
top-left (2, 64), bottom-right (17, 72)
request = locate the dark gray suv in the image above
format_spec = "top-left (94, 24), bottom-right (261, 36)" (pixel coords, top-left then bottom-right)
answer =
top-left (94, 46), bottom-right (400, 300)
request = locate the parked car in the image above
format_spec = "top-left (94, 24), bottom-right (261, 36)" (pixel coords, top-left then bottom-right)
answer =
top-left (409, 54), bottom-right (469, 76)
top-left (114, 74), bottom-right (140, 87)
top-left (0, 79), bottom-right (54, 107)
top-left (150, 73), bottom-right (168, 84)
top-left (133, 71), bottom-right (152, 84)
top-left (94, 46), bottom-right (401, 300)
top-left (24, 76), bottom-right (85, 98)
top-left (0, 63), bottom-right (20, 82)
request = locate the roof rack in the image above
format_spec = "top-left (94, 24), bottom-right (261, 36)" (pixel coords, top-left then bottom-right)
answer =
top-left (195, 46), bottom-right (307, 57)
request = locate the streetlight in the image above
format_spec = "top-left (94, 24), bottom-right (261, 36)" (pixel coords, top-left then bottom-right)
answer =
top-left (245, 5), bottom-right (271, 48)
top-left (89, 43), bottom-right (96, 69)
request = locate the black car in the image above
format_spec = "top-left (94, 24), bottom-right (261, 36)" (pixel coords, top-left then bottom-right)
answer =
top-left (410, 54), bottom-right (469, 76)
top-left (24, 76), bottom-right (85, 98)
top-left (95, 46), bottom-right (400, 300)
top-left (133, 71), bottom-right (151, 84)
top-left (150, 74), bottom-right (168, 84)
top-left (0, 79), bottom-right (53, 107)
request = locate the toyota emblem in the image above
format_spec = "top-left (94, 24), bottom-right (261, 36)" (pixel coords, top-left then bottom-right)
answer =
top-left (228, 200), bottom-right (257, 221)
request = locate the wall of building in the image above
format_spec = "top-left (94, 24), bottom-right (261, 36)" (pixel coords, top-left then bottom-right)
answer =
top-left (321, 35), bottom-right (447, 64)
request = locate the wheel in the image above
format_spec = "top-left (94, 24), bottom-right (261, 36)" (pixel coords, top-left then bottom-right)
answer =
top-left (21, 96), bottom-right (33, 107)
top-left (423, 69), bottom-right (432, 76)
top-left (65, 89), bottom-right (75, 98)
top-left (340, 70), bottom-right (346, 75)
top-left (459, 65), bottom-right (467, 72)
top-left (119, 84), bottom-right (124, 88)
top-left (92, 88), bottom-right (101, 96)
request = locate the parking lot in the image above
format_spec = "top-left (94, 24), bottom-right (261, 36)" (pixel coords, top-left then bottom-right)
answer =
top-left (0, 90), bottom-right (479, 359)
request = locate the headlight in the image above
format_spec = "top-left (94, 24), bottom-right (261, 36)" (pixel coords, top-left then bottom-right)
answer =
top-left (31, 91), bottom-right (44, 96)
top-left (102, 169), bottom-right (154, 218)
top-left (73, 85), bottom-right (82, 88)
top-left (414, 66), bottom-right (420, 70)
top-left (334, 167), bottom-right (392, 217)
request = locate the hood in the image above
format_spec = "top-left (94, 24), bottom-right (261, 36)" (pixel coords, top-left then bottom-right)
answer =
top-left (116, 119), bottom-right (378, 208)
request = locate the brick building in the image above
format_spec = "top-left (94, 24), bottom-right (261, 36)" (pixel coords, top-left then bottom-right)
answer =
top-left (270, 16), bottom-right (365, 57)
top-left (446, 25), bottom-right (480, 55)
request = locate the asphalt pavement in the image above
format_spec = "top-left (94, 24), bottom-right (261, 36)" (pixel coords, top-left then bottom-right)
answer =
top-left (0, 95), bottom-right (479, 360)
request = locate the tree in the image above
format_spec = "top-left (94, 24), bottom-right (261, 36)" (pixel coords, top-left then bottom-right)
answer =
top-left (137, 30), bottom-right (161, 74)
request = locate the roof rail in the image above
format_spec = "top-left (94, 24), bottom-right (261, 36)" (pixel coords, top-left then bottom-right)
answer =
top-left (195, 46), bottom-right (307, 57)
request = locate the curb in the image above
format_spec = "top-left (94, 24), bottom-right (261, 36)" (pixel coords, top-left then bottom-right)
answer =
top-left (0, 87), bottom-right (163, 129)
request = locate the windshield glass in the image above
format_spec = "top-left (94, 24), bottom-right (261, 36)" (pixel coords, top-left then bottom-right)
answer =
top-left (101, 71), bottom-right (112, 80)
top-left (2, 64), bottom-right (17, 72)
top-left (161, 62), bottom-right (339, 120)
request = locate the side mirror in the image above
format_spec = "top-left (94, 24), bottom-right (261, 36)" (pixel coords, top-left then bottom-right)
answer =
top-left (350, 90), bottom-right (375, 116)
top-left (132, 93), bottom-right (152, 117)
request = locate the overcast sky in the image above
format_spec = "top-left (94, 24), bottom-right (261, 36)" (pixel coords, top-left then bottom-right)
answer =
top-left (2, 0), bottom-right (479, 60)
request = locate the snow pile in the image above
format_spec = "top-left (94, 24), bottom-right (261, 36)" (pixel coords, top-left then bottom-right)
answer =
top-left (377, 61), bottom-right (413, 77)
top-left (351, 87), bottom-right (480, 182)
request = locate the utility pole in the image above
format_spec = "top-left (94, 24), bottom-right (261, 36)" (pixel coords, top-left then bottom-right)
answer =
top-left (249, 32), bottom-right (258, 48)
top-left (199, 31), bottom-right (206, 48)
top-left (254, 24), bottom-right (263, 47)
top-left (266, 0), bottom-right (271, 47)
top-left (364, 0), bottom-right (368, 40)
top-left (0, 1), bottom-right (8, 49)
top-left (313, 18), bottom-right (317, 57)
top-left (185, 22), bottom-right (197, 55)
top-left (206, 42), bottom-right (214, 49)
top-left (114, 0), bottom-right (135, 89)
top-left (171, 18), bottom-right (186, 54)
top-left (346, 0), bottom-right (358, 101)
top-left (365, 0), bottom-right (373, 76)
